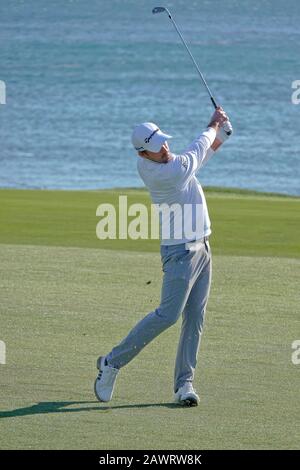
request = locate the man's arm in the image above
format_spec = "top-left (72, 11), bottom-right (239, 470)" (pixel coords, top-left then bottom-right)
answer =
top-left (180, 107), bottom-right (228, 169)
top-left (168, 108), bottom-right (228, 187)
top-left (201, 120), bottom-right (233, 168)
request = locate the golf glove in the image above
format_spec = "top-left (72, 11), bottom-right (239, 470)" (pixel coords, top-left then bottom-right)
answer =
top-left (217, 120), bottom-right (233, 142)
top-left (201, 120), bottom-right (233, 167)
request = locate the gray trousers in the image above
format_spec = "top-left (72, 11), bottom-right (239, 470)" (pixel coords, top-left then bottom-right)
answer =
top-left (106, 239), bottom-right (212, 392)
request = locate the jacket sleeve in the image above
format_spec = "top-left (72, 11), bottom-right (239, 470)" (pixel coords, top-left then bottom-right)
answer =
top-left (167, 127), bottom-right (216, 188)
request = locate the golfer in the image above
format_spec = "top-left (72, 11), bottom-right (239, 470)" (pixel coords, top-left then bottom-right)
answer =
top-left (95, 107), bottom-right (232, 406)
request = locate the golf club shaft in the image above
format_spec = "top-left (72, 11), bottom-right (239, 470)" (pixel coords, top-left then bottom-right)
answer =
top-left (153, 7), bottom-right (231, 135)
top-left (164, 9), bottom-right (218, 109)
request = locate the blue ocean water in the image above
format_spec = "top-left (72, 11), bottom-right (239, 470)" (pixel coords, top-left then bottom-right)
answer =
top-left (0, 0), bottom-right (299, 194)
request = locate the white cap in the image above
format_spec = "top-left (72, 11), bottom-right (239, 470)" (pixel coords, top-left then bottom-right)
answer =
top-left (131, 122), bottom-right (172, 153)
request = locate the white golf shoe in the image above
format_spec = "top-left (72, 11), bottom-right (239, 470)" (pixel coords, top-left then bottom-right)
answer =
top-left (174, 382), bottom-right (200, 407)
top-left (94, 356), bottom-right (119, 402)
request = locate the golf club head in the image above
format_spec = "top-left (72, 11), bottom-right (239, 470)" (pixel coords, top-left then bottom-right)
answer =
top-left (152, 7), bottom-right (166, 14)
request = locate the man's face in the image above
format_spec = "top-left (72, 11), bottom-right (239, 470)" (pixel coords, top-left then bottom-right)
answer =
top-left (140, 141), bottom-right (171, 164)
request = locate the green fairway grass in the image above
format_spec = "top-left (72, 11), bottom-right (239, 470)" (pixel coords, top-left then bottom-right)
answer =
top-left (0, 188), bottom-right (299, 449)
top-left (0, 187), bottom-right (299, 257)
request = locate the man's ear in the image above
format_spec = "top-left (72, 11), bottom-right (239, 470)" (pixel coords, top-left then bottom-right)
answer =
top-left (138, 150), bottom-right (147, 158)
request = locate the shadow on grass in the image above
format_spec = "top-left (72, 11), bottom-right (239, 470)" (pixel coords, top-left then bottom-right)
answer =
top-left (0, 401), bottom-right (180, 418)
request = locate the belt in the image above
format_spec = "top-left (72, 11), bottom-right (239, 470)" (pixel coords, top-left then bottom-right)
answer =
top-left (185, 236), bottom-right (209, 251)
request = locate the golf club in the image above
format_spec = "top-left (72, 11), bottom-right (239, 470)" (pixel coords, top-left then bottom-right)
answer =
top-left (152, 6), bottom-right (231, 135)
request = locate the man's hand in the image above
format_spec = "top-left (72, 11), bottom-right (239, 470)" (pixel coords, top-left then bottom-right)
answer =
top-left (210, 119), bottom-right (233, 151)
top-left (207, 107), bottom-right (228, 131)
top-left (217, 120), bottom-right (233, 142)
